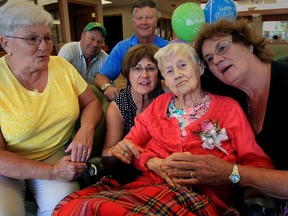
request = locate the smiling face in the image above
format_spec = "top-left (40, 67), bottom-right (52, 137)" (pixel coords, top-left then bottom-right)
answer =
top-left (5, 24), bottom-right (53, 72)
top-left (132, 6), bottom-right (158, 40)
top-left (80, 29), bottom-right (105, 59)
top-left (160, 53), bottom-right (202, 97)
top-left (129, 57), bottom-right (159, 96)
top-left (202, 35), bottom-right (253, 87)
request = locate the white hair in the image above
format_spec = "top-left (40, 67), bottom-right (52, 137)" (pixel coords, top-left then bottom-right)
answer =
top-left (154, 43), bottom-right (201, 73)
top-left (0, 0), bottom-right (54, 35)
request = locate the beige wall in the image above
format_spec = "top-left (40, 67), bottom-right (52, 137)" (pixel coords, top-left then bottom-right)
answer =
top-left (55, 0), bottom-right (286, 44)
top-left (59, 1), bottom-right (275, 43)
top-left (252, 15), bottom-right (263, 37)
top-left (59, 0), bottom-right (103, 42)
top-left (103, 5), bottom-right (133, 39)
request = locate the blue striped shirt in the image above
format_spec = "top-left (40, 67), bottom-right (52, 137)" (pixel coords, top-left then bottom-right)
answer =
top-left (58, 42), bottom-right (108, 84)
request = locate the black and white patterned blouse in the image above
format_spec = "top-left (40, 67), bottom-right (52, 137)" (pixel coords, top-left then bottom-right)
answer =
top-left (115, 82), bottom-right (165, 136)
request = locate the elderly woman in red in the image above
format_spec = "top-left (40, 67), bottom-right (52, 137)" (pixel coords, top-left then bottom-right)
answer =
top-left (53, 43), bottom-right (273, 216)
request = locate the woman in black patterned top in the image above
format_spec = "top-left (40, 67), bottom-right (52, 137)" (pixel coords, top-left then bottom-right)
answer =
top-left (102, 44), bottom-right (169, 156)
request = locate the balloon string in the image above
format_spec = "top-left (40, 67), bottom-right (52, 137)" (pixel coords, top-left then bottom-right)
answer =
top-left (210, 0), bottom-right (213, 24)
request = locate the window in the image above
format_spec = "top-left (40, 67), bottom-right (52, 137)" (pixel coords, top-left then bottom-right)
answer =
top-left (263, 21), bottom-right (288, 42)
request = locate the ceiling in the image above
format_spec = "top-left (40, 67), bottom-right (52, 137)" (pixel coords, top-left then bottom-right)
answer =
top-left (102, 0), bottom-right (288, 14)
top-left (3, 0), bottom-right (285, 15)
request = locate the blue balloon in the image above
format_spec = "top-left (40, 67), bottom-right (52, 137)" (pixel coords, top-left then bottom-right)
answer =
top-left (204, 0), bottom-right (237, 23)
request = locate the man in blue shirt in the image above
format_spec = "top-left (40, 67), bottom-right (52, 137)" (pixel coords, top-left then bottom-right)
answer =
top-left (58, 22), bottom-right (108, 84)
top-left (95, 0), bottom-right (168, 100)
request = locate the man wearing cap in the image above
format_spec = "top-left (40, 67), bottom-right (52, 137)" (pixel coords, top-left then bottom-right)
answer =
top-left (58, 22), bottom-right (108, 84)
top-left (94, 0), bottom-right (168, 100)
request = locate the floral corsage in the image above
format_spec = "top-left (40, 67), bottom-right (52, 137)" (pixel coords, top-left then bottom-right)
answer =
top-left (193, 119), bottom-right (229, 155)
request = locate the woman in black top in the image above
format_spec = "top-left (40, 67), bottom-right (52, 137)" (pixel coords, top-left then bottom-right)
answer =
top-left (162, 19), bottom-right (288, 200)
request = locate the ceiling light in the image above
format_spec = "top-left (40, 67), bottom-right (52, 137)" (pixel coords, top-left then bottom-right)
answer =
top-left (101, 0), bottom-right (112, 5)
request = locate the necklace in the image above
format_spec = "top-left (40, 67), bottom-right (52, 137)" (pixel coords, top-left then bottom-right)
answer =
top-left (246, 97), bottom-right (251, 114)
top-left (131, 91), bottom-right (152, 115)
top-left (16, 73), bottom-right (44, 92)
top-left (6, 56), bottom-right (44, 92)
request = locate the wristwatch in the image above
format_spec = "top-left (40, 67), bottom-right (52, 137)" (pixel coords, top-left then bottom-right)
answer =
top-left (229, 164), bottom-right (240, 185)
top-left (101, 83), bottom-right (111, 91)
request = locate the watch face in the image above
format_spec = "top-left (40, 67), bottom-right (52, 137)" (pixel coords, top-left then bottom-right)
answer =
top-left (230, 174), bottom-right (240, 184)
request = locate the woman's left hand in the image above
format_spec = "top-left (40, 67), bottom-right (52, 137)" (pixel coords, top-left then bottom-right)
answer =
top-left (160, 153), bottom-right (201, 189)
top-left (146, 157), bottom-right (176, 187)
top-left (111, 139), bottom-right (142, 164)
top-left (161, 152), bottom-right (231, 186)
top-left (65, 127), bottom-right (94, 162)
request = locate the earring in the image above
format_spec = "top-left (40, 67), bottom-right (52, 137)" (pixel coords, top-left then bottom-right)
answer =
top-left (8, 52), bottom-right (12, 56)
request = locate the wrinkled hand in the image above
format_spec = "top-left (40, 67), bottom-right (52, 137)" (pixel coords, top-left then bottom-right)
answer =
top-left (146, 157), bottom-right (176, 187)
top-left (52, 155), bottom-right (87, 181)
top-left (65, 127), bottom-right (94, 162)
top-left (111, 139), bottom-right (142, 164)
top-left (161, 152), bottom-right (232, 186)
top-left (104, 86), bottom-right (120, 101)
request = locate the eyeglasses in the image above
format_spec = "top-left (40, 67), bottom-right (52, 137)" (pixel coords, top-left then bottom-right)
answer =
top-left (4, 35), bottom-right (53, 46)
top-left (204, 40), bottom-right (232, 65)
top-left (130, 66), bottom-right (157, 74)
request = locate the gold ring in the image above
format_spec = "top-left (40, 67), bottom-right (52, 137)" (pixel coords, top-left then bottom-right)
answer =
top-left (190, 170), bottom-right (195, 179)
top-left (121, 150), bottom-right (126, 156)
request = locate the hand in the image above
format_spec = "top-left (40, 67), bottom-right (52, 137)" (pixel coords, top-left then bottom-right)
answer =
top-left (52, 155), bottom-right (87, 181)
top-left (161, 152), bottom-right (232, 186)
top-left (65, 126), bottom-right (94, 162)
top-left (111, 139), bottom-right (142, 164)
top-left (146, 157), bottom-right (176, 187)
top-left (104, 86), bottom-right (119, 101)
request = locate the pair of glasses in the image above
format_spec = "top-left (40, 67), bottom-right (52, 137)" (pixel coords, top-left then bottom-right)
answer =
top-left (130, 66), bottom-right (157, 74)
top-left (4, 35), bottom-right (53, 46)
top-left (204, 40), bottom-right (232, 65)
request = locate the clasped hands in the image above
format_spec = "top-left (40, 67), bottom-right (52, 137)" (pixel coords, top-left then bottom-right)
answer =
top-left (51, 127), bottom-right (94, 181)
top-left (65, 126), bottom-right (94, 163)
top-left (111, 139), bottom-right (204, 189)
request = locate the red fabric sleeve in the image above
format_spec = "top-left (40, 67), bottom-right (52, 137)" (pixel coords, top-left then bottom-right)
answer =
top-left (221, 97), bottom-right (274, 169)
top-left (125, 103), bottom-right (159, 172)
